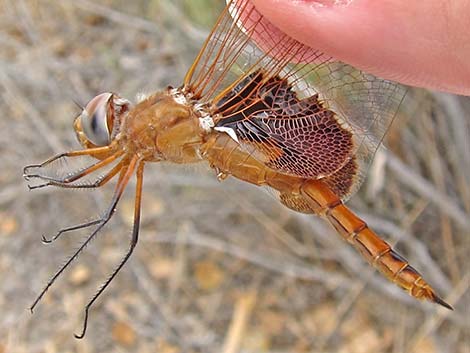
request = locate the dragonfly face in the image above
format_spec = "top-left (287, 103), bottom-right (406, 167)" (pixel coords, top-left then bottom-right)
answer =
top-left (23, 0), bottom-right (452, 339)
top-left (74, 92), bottom-right (130, 150)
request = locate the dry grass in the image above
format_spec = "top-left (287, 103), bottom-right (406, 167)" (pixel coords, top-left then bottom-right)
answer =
top-left (0, 1), bottom-right (468, 352)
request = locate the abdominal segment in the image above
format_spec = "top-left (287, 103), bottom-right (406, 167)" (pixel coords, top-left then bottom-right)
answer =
top-left (299, 179), bottom-right (452, 309)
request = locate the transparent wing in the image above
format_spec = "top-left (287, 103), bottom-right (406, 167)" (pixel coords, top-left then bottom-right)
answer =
top-left (183, 0), bottom-right (406, 200)
top-left (183, 0), bottom-right (327, 101)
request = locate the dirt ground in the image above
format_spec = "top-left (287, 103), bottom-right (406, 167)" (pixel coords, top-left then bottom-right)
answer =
top-left (0, 1), bottom-right (468, 352)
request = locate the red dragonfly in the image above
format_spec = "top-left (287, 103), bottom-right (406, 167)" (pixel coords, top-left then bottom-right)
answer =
top-left (23, 0), bottom-right (452, 338)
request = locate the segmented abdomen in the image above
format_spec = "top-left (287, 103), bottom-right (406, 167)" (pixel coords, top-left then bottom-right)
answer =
top-left (300, 179), bottom-right (452, 309)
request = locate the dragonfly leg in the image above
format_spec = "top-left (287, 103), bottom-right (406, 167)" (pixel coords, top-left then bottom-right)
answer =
top-left (28, 158), bottom-right (124, 191)
top-left (74, 161), bottom-right (145, 339)
top-left (41, 219), bottom-right (102, 244)
top-left (30, 156), bottom-right (139, 316)
top-left (23, 146), bottom-right (114, 178)
top-left (24, 151), bottom-right (122, 188)
top-left (39, 161), bottom-right (125, 243)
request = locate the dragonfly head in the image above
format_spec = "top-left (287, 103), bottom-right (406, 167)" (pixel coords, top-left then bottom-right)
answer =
top-left (74, 92), bottom-right (131, 149)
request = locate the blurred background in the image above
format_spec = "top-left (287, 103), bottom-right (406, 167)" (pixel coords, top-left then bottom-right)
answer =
top-left (0, 0), bottom-right (468, 352)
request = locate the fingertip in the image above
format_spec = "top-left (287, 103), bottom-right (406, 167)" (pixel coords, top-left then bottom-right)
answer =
top-left (251, 0), bottom-right (401, 70)
top-left (251, 0), bottom-right (470, 95)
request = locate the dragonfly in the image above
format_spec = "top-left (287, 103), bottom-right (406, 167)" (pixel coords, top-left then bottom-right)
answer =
top-left (23, 0), bottom-right (452, 338)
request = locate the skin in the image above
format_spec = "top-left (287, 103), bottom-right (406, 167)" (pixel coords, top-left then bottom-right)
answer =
top-left (249, 0), bottom-right (470, 96)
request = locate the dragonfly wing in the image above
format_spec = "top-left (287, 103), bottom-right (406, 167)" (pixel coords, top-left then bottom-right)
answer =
top-left (183, 0), bottom-right (327, 102)
top-left (184, 0), bottom-right (406, 200)
top-left (215, 70), bottom-right (354, 179)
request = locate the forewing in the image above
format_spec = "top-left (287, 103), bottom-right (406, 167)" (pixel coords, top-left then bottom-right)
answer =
top-left (184, 0), bottom-right (406, 200)
top-left (183, 0), bottom-right (327, 101)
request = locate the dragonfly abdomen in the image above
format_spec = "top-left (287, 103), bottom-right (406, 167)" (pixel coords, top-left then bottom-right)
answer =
top-left (300, 179), bottom-right (453, 310)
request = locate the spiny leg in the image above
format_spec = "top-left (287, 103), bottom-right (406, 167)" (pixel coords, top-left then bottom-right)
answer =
top-left (75, 161), bottom-right (145, 339)
top-left (23, 145), bottom-right (113, 178)
top-left (25, 151), bottom-right (123, 188)
top-left (41, 219), bottom-right (102, 244)
top-left (30, 159), bottom-right (124, 192)
top-left (40, 161), bottom-right (125, 244)
top-left (29, 156), bottom-right (138, 313)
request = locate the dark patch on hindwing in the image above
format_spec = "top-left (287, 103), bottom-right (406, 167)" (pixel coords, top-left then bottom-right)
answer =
top-left (214, 70), bottom-right (357, 197)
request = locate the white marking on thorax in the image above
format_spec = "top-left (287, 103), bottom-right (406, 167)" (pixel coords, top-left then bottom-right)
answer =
top-left (169, 88), bottom-right (188, 105)
top-left (199, 116), bottom-right (215, 132)
top-left (168, 87), bottom-right (238, 144)
top-left (135, 92), bottom-right (150, 103)
top-left (214, 126), bottom-right (239, 143)
top-left (192, 101), bottom-right (215, 133)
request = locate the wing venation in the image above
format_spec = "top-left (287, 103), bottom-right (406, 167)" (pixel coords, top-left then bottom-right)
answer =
top-left (183, 0), bottom-right (406, 200)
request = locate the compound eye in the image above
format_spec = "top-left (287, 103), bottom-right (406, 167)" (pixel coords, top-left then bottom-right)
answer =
top-left (80, 92), bottom-right (114, 146)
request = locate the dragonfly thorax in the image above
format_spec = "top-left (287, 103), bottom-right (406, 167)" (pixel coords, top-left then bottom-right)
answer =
top-left (118, 90), bottom-right (206, 163)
